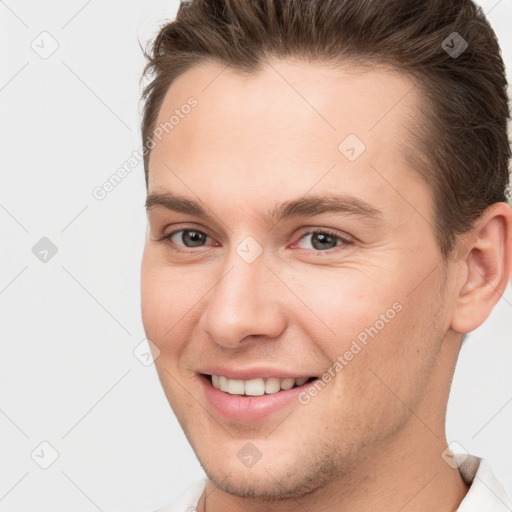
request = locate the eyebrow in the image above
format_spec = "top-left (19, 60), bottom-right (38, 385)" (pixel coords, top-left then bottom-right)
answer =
top-left (145, 191), bottom-right (382, 225)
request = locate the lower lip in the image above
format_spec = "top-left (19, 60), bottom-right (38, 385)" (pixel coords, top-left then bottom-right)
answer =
top-left (200, 374), bottom-right (315, 422)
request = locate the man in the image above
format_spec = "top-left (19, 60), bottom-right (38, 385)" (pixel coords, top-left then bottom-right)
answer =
top-left (139, 0), bottom-right (512, 510)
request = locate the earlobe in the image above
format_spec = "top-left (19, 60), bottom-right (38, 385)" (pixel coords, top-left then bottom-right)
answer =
top-left (450, 202), bottom-right (512, 334)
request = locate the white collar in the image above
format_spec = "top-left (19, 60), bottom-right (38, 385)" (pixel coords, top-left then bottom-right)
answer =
top-left (455, 453), bottom-right (511, 511)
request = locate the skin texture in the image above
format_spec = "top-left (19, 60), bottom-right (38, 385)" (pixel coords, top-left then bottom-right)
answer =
top-left (140, 59), bottom-right (512, 512)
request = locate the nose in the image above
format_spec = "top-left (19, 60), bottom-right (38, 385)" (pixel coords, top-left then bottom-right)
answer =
top-left (198, 249), bottom-right (287, 348)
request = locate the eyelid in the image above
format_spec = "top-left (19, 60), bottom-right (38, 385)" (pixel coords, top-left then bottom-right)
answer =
top-left (154, 222), bottom-right (213, 241)
top-left (291, 228), bottom-right (353, 247)
top-left (158, 227), bottom-right (214, 247)
top-left (156, 225), bottom-right (353, 253)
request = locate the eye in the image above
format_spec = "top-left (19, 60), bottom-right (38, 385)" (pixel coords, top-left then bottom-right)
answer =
top-left (162, 229), bottom-right (211, 248)
top-left (293, 229), bottom-right (350, 252)
top-left (156, 227), bottom-right (351, 254)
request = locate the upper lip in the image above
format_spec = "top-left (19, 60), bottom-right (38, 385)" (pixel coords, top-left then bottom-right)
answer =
top-left (198, 366), bottom-right (317, 380)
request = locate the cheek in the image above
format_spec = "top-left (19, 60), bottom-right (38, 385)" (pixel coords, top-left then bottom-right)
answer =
top-left (343, 293), bottom-right (443, 435)
top-left (140, 254), bottom-right (201, 411)
top-left (288, 267), bottom-right (403, 359)
top-left (141, 247), bottom-right (208, 320)
top-left (140, 257), bottom-right (164, 341)
top-left (294, 266), bottom-right (443, 427)
top-left (140, 250), bottom-right (195, 349)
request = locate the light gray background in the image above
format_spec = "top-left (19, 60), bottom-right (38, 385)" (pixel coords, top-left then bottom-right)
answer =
top-left (1, 1), bottom-right (511, 510)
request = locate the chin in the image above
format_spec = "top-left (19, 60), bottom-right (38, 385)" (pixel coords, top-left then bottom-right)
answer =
top-left (207, 468), bottom-right (318, 500)
top-left (198, 445), bottom-right (344, 501)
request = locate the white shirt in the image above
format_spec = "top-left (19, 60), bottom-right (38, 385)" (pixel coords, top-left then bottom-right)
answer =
top-left (152, 453), bottom-right (511, 512)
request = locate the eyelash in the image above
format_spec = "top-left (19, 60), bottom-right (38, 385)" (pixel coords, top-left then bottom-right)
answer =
top-left (293, 229), bottom-right (352, 252)
top-left (156, 227), bottom-right (352, 254)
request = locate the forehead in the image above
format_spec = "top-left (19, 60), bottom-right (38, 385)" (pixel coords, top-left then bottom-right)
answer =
top-left (148, 58), bottom-right (428, 220)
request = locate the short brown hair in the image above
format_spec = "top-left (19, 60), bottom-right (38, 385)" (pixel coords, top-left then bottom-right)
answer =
top-left (140, 0), bottom-right (511, 257)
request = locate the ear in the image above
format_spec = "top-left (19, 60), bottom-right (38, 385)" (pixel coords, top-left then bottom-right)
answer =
top-left (451, 202), bottom-right (512, 334)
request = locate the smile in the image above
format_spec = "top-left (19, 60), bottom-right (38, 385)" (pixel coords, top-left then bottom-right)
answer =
top-left (199, 373), bottom-right (320, 421)
top-left (208, 374), bottom-right (317, 396)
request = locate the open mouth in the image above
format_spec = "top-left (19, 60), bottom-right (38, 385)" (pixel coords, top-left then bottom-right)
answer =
top-left (202, 373), bottom-right (318, 397)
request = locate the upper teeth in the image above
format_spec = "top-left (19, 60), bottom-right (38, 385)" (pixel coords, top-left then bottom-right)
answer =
top-left (211, 375), bottom-right (310, 396)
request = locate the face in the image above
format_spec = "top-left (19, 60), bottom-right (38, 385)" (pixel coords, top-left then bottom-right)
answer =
top-left (141, 59), bottom-right (459, 499)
